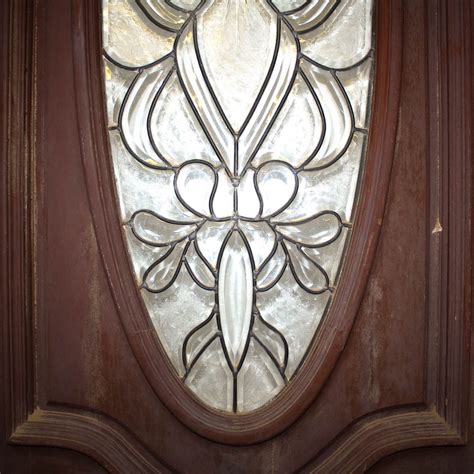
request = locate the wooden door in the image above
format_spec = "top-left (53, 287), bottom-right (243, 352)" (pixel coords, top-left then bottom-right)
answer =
top-left (1, 0), bottom-right (472, 472)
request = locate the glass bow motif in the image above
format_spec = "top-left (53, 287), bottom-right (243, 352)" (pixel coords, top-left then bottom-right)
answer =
top-left (103, 0), bottom-right (374, 413)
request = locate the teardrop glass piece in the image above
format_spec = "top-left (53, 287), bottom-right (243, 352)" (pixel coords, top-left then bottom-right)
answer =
top-left (218, 231), bottom-right (254, 369)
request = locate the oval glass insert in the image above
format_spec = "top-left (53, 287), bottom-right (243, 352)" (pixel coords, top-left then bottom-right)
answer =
top-left (102, 0), bottom-right (374, 413)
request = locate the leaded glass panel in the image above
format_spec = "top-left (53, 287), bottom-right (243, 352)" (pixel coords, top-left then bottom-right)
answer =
top-left (102, 0), bottom-right (374, 413)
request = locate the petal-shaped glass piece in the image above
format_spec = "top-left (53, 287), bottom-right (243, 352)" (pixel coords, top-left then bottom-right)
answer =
top-left (337, 58), bottom-right (373, 129)
top-left (132, 210), bottom-right (197, 246)
top-left (239, 220), bottom-right (276, 271)
top-left (109, 130), bottom-right (199, 222)
top-left (143, 268), bottom-right (214, 376)
top-left (103, 0), bottom-right (175, 68)
top-left (176, 22), bottom-right (234, 172)
top-left (239, 22), bottom-right (298, 173)
top-left (218, 231), bottom-right (254, 369)
top-left (212, 169), bottom-right (234, 218)
top-left (169, 0), bottom-right (200, 10)
top-left (300, 60), bottom-right (353, 169)
top-left (272, 0), bottom-right (307, 13)
top-left (275, 132), bottom-right (365, 223)
top-left (176, 162), bottom-right (216, 217)
top-left (252, 314), bottom-right (288, 371)
top-left (275, 211), bottom-right (342, 247)
top-left (236, 338), bottom-right (285, 412)
top-left (185, 241), bottom-right (216, 290)
top-left (196, 0), bottom-right (278, 132)
top-left (104, 59), bottom-right (136, 126)
top-left (285, 0), bottom-right (339, 33)
top-left (120, 59), bottom-right (174, 167)
top-left (284, 241), bottom-right (328, 294)
top-left (254, 73), bottom-right (324, 168)
top-left (256, 162), bottom-right (297, 217)
top-left (300, 0), bottom-right (373, 69)
top-left (136, 0), bottom-right (188, 31)
top-left (237, 170), bottom-right (260, 219)
top-left (143, 240), bottom-right (189, 292)
top-left (195, 220), bottom-right (234, 270)
top-left (186, 338), bottom-right (234, 411)
top-left (302, 227), bottom-right (349, 285)
top-left (183, 312), bottom-right (219, 370)
top-left (124, 226), bottom-right (170, 282)
top-left (257, 267), bottom-right (330, 377)
top-left (150, 73), bottom-right (220, 167)
top-left (257, 243), bottom-right (287, 291)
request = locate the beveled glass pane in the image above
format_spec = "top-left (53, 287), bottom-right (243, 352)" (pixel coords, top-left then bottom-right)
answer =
top-left (218, 231), bottom-right (254, 368)
top-left (257, 268), bottom-right (330, 377)
top-left (236, 339), bottom-right (285, 412)
top-left (186, 338), bottom-right (234, 411)
top-left (197, 0), bottom-right (277, 132)
top-left (103, 0), bottom-right (175, 67)
top-left (103, 0), bottom-right (375, 413)
top-left (300, 0), bottom-right (373, 69)
top-left (143, 269), bottom-right (215, 376)
top-left (337, 58), bottom-right (373, 129)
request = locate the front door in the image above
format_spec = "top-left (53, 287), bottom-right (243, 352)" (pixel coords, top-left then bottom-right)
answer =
top-left (1, 0), bottom-right (472, 472)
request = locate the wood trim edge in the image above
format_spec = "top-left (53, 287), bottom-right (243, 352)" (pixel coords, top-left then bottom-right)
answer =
top-left (10, 408), bottom-right (166, 473)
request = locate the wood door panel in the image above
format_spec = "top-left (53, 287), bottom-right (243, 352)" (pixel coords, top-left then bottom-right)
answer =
top-left (2, 0), bottom-right (471, 472)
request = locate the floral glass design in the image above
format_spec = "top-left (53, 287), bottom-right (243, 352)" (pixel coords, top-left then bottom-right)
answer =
top-left (102, 0), bottom-right (374, 413)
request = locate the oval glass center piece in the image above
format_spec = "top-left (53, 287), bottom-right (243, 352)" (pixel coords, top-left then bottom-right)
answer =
top-left (102, 0), bottom-right (375, 413)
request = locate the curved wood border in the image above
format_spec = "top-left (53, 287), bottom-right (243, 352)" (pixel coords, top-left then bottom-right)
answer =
top-left (65, 0), bottom-right (403, 444)
top-left (10, 407), bottom-right (166, 473)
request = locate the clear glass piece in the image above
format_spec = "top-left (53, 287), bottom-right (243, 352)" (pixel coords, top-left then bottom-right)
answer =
top-left (186, 338), bottom-right (234, 411)
top-left (176, 162), bottom-right (216, 217)
top-left (256, 162), bottom-right (297, 217)
top-left (272, 0), bottom-right (307, 13)
top-left (254, 73), bottom-right (324, 168)
top-left (284, 241), bottom-right (328, 293)
top-left (239, 220), bottom-right (276, 271)
top-left (183, 314), bottom-right (218, 370)
top-left (104, 59), bottom-right (136, 125)
top-left (143, 240), bottom-right (188, 291)
top-left (236, 338), bottom-right (285, 412)
top-left (150, 73), bottom-right (220, 167)
top-left (197, 0), bottom-right (278, 132)
top-left (143, 269), bottom-right (214, 376)
top-left (257, 243), bottom-right (287, 291)
top-left (300, 0), bottom-right (373, 69)
top-left (218, 231), bottom-right (253, 369)
top-left (103, 0), bottom-right (175, 68)
top-left (257, 268), bottom-right (330, 377)
top-left (337, 58), bottom-right (373, 129)
top-left (195, 220), bottom-right (234, 270)
top-left (185, 241), bottom-right (216, 289)
top-left (275, 212), bottom-right (341, 247)
top-left (132, 210), bottom-right (197, 246)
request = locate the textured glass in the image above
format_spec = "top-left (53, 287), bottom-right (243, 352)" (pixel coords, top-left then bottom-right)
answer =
top-left (218, 231), bottom-right (254, 368)
top-left (103, 0), bottom-right (374, 413)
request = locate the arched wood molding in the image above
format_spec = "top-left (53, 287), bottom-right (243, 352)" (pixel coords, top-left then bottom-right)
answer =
top-left (10, 408), bottom-right (166, 473)
top-left (3, 0), bottom-right (470, 472)
top-left (59, 0), bottom-right (404, 445)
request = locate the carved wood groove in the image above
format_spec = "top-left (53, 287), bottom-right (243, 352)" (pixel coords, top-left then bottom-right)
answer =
top-left (10, 408), bottom-right (166, 473)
